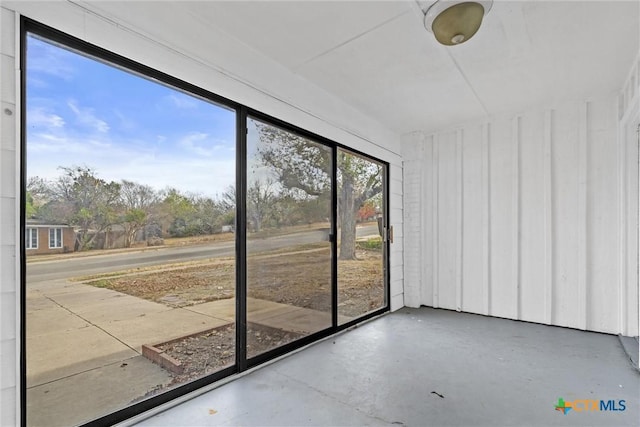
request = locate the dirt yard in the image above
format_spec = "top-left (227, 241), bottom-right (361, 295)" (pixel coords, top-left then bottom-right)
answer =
top-left (85, 246), bottom-right (384, 318)
top-left (156, 323), bottom-right (303, 386)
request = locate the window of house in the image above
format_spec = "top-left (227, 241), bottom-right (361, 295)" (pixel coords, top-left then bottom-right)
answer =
top-left (25, 228), bottom-right (38, 249)
top-left (48, 227), bottom-right (62, 248)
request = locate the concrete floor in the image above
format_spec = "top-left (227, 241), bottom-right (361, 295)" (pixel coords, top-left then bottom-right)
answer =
top-left (129, 307), bottom-right (640, 427)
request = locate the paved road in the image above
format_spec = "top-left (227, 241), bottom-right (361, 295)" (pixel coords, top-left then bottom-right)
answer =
top-left (27, 225), bottom-right (380, 283)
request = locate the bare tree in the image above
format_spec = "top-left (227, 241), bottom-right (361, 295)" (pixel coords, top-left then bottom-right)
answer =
top-left (247, 178), bottom-right (277, 232)
top-left (119, 180), bottom-right (158, 247)
top-left (254, 123), bottom-right (382, 259)
top-left (337, 151), bottom-right (382, 259)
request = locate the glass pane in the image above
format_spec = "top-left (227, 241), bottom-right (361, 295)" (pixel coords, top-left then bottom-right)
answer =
top-left (337, 149), bottom-right (386, 323)
top-left (246, 117), bottom-right (332, 358)
top-left (25, 34), bottom-right (236, 426)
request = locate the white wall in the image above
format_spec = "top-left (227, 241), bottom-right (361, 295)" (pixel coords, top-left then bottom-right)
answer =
top-left (0, 2), bottom-right (404, 425)
top-left (403, 93), bottom-right (639, 337)
top-left (619, 52), bottom-right (640, 363)
top-left (0, 7), bottom-right (19, 426)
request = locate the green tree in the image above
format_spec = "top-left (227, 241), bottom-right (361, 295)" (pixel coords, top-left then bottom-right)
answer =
top-left (47, 166), bottom-right (121, 250)
top-left (25, 192), bottom-right (37, 219)
top-left (161, 188), bottom-right (198, 237)
top-left (192, 195), bottom-right (225, 235)
top-left (119, 180), bottom-right (157, 247)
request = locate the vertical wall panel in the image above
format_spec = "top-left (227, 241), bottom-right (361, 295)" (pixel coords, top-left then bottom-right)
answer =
top-left (482, 123), bottom-right (491, 315)
top-left (621, 103), bottom-right (639, 336)
top-left (587, 99), bottom-right (620, 333)
top-left (519, 112), bottom-right (547, 323)
top-left (512, 117), bottom-right (521, 319)
top-left (543, 110), bottom-right (554, 324)
top-left (551, 105), bottom-right (582, 329)
top-left (455, 130), bottom-right (463, 312)
top-left (436, 131), bottom-right (458, 310)
top-left (431, 135), bottom-right (440, 307)
top-left (618, 52), bottom-right (639, 338)
top-left (421, 136), bottom-right (435, 307)
top-left (577, 103), bottom-right (589, 330)
top-left (488, 118), bottom-right (518, 319)
top-left (461, 125), bottom-right (484, 314)
top-left (625, 131), bottom-right (639, 337)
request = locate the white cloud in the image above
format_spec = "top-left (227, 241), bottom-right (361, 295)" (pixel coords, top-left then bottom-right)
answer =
top-left (108, 157), bottom-right (236, 198)
top-left (28, 134), bottom-right (81, 154)
top-left (27, 129), bottom-right (236, 199)
top-left (166, 93), bottom-right (198, 109)
top-left (67, 100), bottom-right (110, 133)
top-left (113, 109), bottom-right (136, 131)
top-left (28, 39), bottom-right (76, 80)
top-left (178, 132), bottom-right (227, 157)
top-left (28, 108), bottom-right (65, 129)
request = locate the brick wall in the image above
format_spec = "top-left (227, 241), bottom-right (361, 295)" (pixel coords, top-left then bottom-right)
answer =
top-left (26, 227), bottom-right (75, 256)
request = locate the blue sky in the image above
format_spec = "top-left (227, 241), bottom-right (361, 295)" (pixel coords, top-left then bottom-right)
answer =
top-left (26, 34), bottom-right (236, 199)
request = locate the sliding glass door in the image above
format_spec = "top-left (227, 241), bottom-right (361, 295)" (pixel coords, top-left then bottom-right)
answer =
top-left (22, 19), bottom-right (389, 427)
top-left (245, 117), bottom-right (333, 358)
top-left (337, 149), bottom-right (387, 323)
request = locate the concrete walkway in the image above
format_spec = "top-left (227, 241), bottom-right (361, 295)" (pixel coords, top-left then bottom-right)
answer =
top-left (26, 279), bottom-right (345, 426)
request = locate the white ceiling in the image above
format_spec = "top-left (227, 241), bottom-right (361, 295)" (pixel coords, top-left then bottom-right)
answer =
top-left (74, 1), bottom-right (639, 135)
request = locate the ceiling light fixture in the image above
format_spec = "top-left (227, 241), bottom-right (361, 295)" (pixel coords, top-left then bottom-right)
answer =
top-left (424, 0), bottom-right (493, 46)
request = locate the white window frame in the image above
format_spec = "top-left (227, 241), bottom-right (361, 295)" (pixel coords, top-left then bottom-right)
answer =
top-left (49, 227), bottom-right (63, 249)
top-left (26, 227), bottom-right (38, 249)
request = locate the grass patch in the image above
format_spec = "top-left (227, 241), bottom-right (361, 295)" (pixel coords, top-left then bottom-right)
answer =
top-left (88, 279), bottom-right (112, 288)
top-left (162, 233), bottom-right (235, 247)
top-left (72, 257), bottom-right (235, 282)
top-left (356, 237), bottom-right (383, 251)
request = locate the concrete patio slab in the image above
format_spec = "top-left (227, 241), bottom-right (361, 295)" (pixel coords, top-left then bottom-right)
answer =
top-left (43, 284), bottom-right (129, 307)
top-left (29, 280), bottom-right (106, 294)
top-left (182, 297), bottom-right (353, 333)
top-left (70, 294), bottom-right (172, 323)
top-left (26, 304), bottom-right (90, 337)
top-left (255, 306), bottom-right (332, 334)
top-left (25, 290), bottom-right (57, 313)
top-left (27, 326), bottom-right (138, 387)
top-left (247, 298), bottom-right (306, 322)
top-left (184, 297), bottom-right (236, 322)
top-left (99, 308), bottom-right (231, 350)
top-left (27, 355), bottom-right (172, 427)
